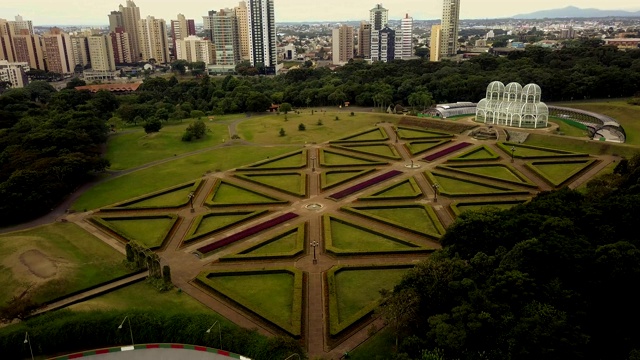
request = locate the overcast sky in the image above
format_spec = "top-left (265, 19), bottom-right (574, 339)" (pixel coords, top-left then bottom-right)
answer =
top-left (1, 1), bottom-right (639, 26)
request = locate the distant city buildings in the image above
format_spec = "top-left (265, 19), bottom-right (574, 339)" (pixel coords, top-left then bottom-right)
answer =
top-left (42, 27), bottom-right (76, 74)
top-left (175, 35), bottom-right (215, 64)
top-left (0, 59), bottom-right (29, 88)
top-left (248, 0), bottom-right (277, 74)
top-left (171, 14), bottom-right (196, 59)
top-left (358, 21), bottom-right (372, 59)
top-left (371, 27), bottom-right (395, 62)
top-left (138, 16), bottom-right (170, 63)
top-left (430, 24), bottom-right (442, 61)
top-left (395, 14), bottom-right (414, 59)
top-left (439, 0), bottom-right (461, 59)
top-left (332, 25), bottom-right (354, 65)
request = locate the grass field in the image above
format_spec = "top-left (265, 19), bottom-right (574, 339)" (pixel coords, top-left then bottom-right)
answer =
top-left (211, 182), bottom-right (280, 204)
top-left (329, 219), bottom-right (414, 251)
top-left (529, 161), bottom-right (593, 186)
top-left (349, 327), bottom-right (396, 360)
top-left (237, 112), bottom-right (398, 144)
top-left (322, 150), bottom-right (383, 166)
top-left (549, 117), bottom-right (589, 138)
top-left (525, 134), bottom-right (638, 158)
top-left (359, 207), bottom-right (442, 235)
top-left (104, 217), bottom-right (175, 248)
top-left (106, 121), bottom-right (228, 170)
top-left (361, 178), bottom-right (422, 199)
top-left (239, 174), bottom-right (303, 192)
top-left (123, 186), bottom-right (192, 208)
top-left (452, 165), bottom-right (523, 183)
top-left (0, 223), bottom-right (129, 305)
top-left (337, 144), bottom-right (399, 159)
top-left (72, 146), bottom-right (293, 211)
top-left (433, 174), bottom-right (508, 194)
top-left (245, 232), bottom-right (298, 255)
top-left (455, 202), bottom-right (523, 213)
top-left (189, 212), bottom-right (261, 239)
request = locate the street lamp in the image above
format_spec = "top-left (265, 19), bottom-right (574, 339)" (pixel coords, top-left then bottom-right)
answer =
top-left (188, 191), bottom-right (195, 212)
top-left (310, 241), bottom-right (319, 264)
top-left (118, 316), bottom-right (135, 347)
top-left (394, 127), bottom-right (399, 143)
top-left (311, 156), bottom-right (316, 172)
top-left (24, 332), bottom-right (34, 360)
top-left (206, 321), bottom-right (222, 350)
top-left (284, 354), bottom-right (301, 360)
top-left (510, 146), bottom-right (516, 163)
top-left (433, 184), bottom-right (440, 202)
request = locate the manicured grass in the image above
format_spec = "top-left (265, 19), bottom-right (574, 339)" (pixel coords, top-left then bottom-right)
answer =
top-left (434, 174), bottom-right (510, 193)
top-left (525, 134), bottom-right (638, 158)
top-left (335, 268), bottom-right (408, 324)
top-left (106, 120), bottom-right (228, 170)
top-left (327, 217), bottom-right (417, 251)
top-left (332, 144), bottom-right (401, 159)
top-left (241, 150), bottom-right (307, 169)
top-left (439, 164), bottom-right (535, 187)
top-left (526, 159), bottom-right (596, 187)
top-left (0, 223), bottom-right (129, 305)
top-left (452, 165), bottom-right (521, 182)
top-left (235, 173), bottom-right (306, 196)
top-left (320, 149), bottom-right (386, 166)
top-left (221, 224), bottom-right (306, 260)
top-left (448, 145), bottom-right (500, 161)
top-left (245, 232), bottom-right (298, 255)
top-left (455, 202), bottom-right (523, 213)
top-left (507, 144), bottom-right (574, 157)
top-left (322, 169), bottom-right (375, 189)
top-left (360, 178), bottom-right (422, 199)
top-left (549, 117), bottom-right (590, 138)
top-left (237, 112), bottom-right (397, 144)
top-left (396, 126), bottom-right (452, 139)
top-left (406, 140), bottom-right (450, 155)
top-left (345, 205), bottom-right (444, 238)
top-left (209, 182), bottom-right (283, 204)
top-left (186, 211), bottom-right (265, 241)
top-left (72, 146), bottom-right (293, 211)
top-left (123, 186), bottom-right (192, 208)
top-left (102, 217), bottom-right (176, 248)
top-left (349, 327), bottom-right (396, 360)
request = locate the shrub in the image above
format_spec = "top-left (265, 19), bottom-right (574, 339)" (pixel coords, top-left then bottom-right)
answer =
top-left (279, 128), bottom-right (286, 137)
top-left (317, 119), bottom-right (323, 126)
top-left (350, 112), bottom-right (354, 116)
top-left (182, 120), bottom-right (207, 142)
top-left (280, 102), bottom-right (293, 114)
top-left (298, 123), bottom-right (306, 131)
top-left (143, 118), bottom-right (162, 133)
top-left (335, 116), bottom-right (340, 121)
top-left (190, 110), bottom-right (206, 119)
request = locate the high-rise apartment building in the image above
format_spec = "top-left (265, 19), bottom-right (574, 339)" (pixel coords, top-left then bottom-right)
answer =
top-left (332, 25), bottom-right (354, 65)
top-left (88, 35), bottom-right (116, 71)
top-left (369, 4), bottom-right (388, 31)
top-left (42, 28), bottom-right (76, 74)
top-left (171, 14), bottom-right (196, 59)
top-left (175, 35), bottom-right (215, 65)
top-left (210, 9), bottom-right (241, 66)
top-left (440, 0), bottom-right (460, 58)
top-left (12, 31), bottom-right (45, 70)
top-left (370, 27), bottom-right (395, 62)
top-left (202, 10), bottom-right (217, 42)
top-left (110, 27), bottom-right (132, 64)
top-left (234, 1), bottom-right (250, 60)
top-left (430, 24), bottom-right (441, 62)
top-left (0, 60), bottom-right (29, 88)
top-left (0, 19), bottom-right (16, 62)
top-left (357, 21), bottom-right (371, 59)
top-left (70, 35), bottom-right (90, 67)
top-left (10, 15), bottom-right (33, 35)
top-left (395, 14), bottom-right (413, 59)
top-left (119, 0), bottom-right (141, 62)
top-left (138, 16), bottom-right (170, 63)
top-left (247, 0), bottom-right (277, 74)
top-left (108, 11), bottom-right (124, 32)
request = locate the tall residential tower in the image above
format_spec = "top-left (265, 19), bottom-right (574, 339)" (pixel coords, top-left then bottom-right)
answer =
top-left (440, 0), bottom-right (460, 59)
top-left (247, 0), bottom-right (276, 74)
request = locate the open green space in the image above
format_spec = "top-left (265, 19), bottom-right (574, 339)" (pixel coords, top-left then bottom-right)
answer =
top-left (237, 112), bottom-right (397, 144)
top-left (497, 142), bottom-right (587, 159)
top-left (235, 172), bottom-right (306, 197)
top-left (405, 139), bottom-right (451, 155)
top-left (438, 164), bottom-right (536, 187)
top-left (320, 149), bottom-right (387, 167)
top-left (331, 144), bottom-right (401, 160)
top-left (238, 150), bottom-right (307, 170)
top-left (526, 159), bottom-right (597, 187)
top-left (196, 268), bottom-right (303, 336)
top-left (328, 265), bottom-right (412, 336)
top-left (451, 200), bottom-right (528, 216)
top-left (359, 177), bottom-right (423, 200)
top-left (396, 126), bottom-right (453, 139)
top-left (72, 146), bottom-right (294, 211)
top-left (331, 127), bottom-right (389, 143)
top-left (321, 169), bottom-right (376, 189)
top-left (524, 133), bottom-right (638, 158)
top-left (0, 223), bottom-right (130, 306)
top-left (92, 215), bottom-right (178, 249)
top-left (222, 224), bottom-right (306, 260)
top-left (349, 327), bottom-right (396, 360)
top-left (343, 205), bottom-right (445, 238)
top-left (206, 180), bottom-right (287, 206)
top-left (549, 117), bottom-right (590, 138)
top-left (184, 210), bottom-right (267, 243)
top-left (323, 215), bottom-right (430, 255)
top-left (106, 180), bottom-right (202, 210)
top-left (106, 121), bottom-right (228, 170)
top-left (448, 145), bottom-right (500, 161)
top-left (426, 172), bottom-right (529, 197)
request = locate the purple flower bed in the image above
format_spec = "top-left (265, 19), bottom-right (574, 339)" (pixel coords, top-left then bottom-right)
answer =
top-left (329, 170), bottom-right (403, 200)
top-left (422, 142), bottom-right (471, 162)
top-left (196, 212), bottom-right (299, 255)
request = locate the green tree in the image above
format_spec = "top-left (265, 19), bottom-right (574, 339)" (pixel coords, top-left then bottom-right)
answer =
top-left (65, 77), bottom-right (86, 89)
top-left (279, 102), bottom-right (293, 114)
top-left (298, 123), bottom-right (306, 131)
top-left (143, 118), bottom-right (162, 133)
top-left (182, 120), bottom-right (207, 141)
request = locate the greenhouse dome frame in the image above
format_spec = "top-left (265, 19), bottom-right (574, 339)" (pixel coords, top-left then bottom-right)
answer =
top-left (475, 81), bottom-right (549, 129)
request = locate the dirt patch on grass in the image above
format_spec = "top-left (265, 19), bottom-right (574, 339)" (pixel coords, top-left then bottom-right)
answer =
top-left (19, 249), bottom-right (57, 279)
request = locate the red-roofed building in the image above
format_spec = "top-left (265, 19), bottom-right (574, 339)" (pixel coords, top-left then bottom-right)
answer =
top-left (74, 82), bottom-right (142, 94)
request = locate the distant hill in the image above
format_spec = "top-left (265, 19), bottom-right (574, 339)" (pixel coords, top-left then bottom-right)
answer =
top-left (513, 6), bottom-right (640, 19)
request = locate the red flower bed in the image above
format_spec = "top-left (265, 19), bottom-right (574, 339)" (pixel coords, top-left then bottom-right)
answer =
top-left (423, 142), bottom-right (471, 162)
top-left (329, 170), bottom-right (403, 200)
top-left (196, 212), bottom-right (299, 255)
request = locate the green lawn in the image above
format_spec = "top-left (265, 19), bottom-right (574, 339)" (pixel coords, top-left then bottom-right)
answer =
top-left (237, 173), bottom-right (304, 194)
top-left (453, 165), bottom-right (523, 183)
top-left (329, 219), bottom-right (415, 251)
top-left (336, 128), bottom-right (388, 142)
top-left (336, 144), bottom-right (399, 159)
top-left (349, 327), bottom-right (396, 360)
top-left (210, 182), bottom-right (282, 204)
top-left (529, 161), bottom-right (592, 186)
top-left (123, 186), bottom-right (193, 208)
top-left (455, 202), bottom-right (523, 213)
top-left (358, 206), bottom-right (442, 236)
top-left (237, 112), bottom-right (397, 144)
top-left (323, 170), bottom-right (372, 188)
top-left (106, 121), bottom-right (228, 170)
top-left (244, 151), bottom-right (306, 169)
top-left (525, 134), bottom-right (639, 158)
top-left (361, 178), bottom-right (422, 199)
top-left (549, 117), bottom-right (589, 138)
top-left (0, 223), bottom-right (130, 305)
top-left (245, 232), bottom-right (298, 255)
top-left (103, 217), bottom-right (175, 248)
top-left (321, 150), bottom-right (383, 166)
top-left (72, 146), bottom-right (293, 211)
top-left (434, 174), bottom-right (508, 194)
top-left (189, 212), bottom-right (262, 239)
top-left (406, 140), bottom-right (449, 155)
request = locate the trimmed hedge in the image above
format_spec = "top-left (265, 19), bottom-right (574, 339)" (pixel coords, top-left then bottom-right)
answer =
top-left (404, 139), bottom-right (452, 155)
top-left (328, 170), bottom-right (403, 200)
top-left (195, 268), bottom-right (303, 337)
top-left (497, 142), bottom-right (589, 159)
top-left (322, 214), bottom-right (433, 256)
top-left (204, 179), bottom-right (289, 207)
top-left (220, 223), bottom-right (307, 261)
top-left (102, 179), bottom-right (204, 211)
top-left (329, 127), bottom-right (389, 143)
top-left (422, 142), bottom-right (472, 162)
top-left (424, 171), bottom-right (531, 197)
top-left (524, 158), bottom-right (598, 187)
top-left (330, 143), bottom-right (402, 160)
top-left (320, 169), bottom-right (376, 190)
top-left (437, 163), bottom-right (538, 188)
top-left (236, 149), bottom-right (308, 171)
top-left (396, 126), bottom-right (454, 140)
top-left (319, 149), bottom-right (388, 168)
top-left (234, 172), bottom-right (307, 197)
top-left (358, 177), bottom-right (423, 200)
top-left (446, 145), bottom-right (500, 162)
top-left (182, 210), bottom-right (268, 245)
top-left (341, 204), bottom-right (445, 239)
top-left (89, 214), bottom-right (180, 250)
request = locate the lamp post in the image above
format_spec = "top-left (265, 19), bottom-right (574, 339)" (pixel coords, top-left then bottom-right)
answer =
top-left (394, 127), bottom-right (399, 143)
top-left (206, 321), bottom-right (222, 350)
top-left (510, 146), bottom-right (516, 163)
top-left (433, 184), bottom-right (440, 202)
top-left (24, 332), bottom-right (34, 360)
top-left (118, 316), bottom-right (134, 347)
top-left (188, 191), bottom-right (195, 212)
top-left (310, 241), bottom-right (319, 264)
top-left (284, 354), bottom-right (301, 360)
top-left (311, 156), bottom-right (316, 172)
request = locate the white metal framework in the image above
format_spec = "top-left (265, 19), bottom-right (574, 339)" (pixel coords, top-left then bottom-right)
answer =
top-left (476, 81), bottom-right (549, 128)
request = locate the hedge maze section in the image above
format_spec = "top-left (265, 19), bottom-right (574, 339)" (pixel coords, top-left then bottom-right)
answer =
top-left (342, 204), bottom-right (445, 239)
top-left (359, 177), bottom-right (423, 200)
top-left (205, 179), bottom-right (288, 206)
top-left (330, 127), bottom-right (389, 143)
top-left (425, 171), bottom-right (531, 197)
top-left (236, 149), bottom-right (308, 170)
top-left (183, 210), bottom-right (268, 245)
top-left (90, 215), bottom-right (179, 249)
top-left (221, 223), bottom-right (306, 261)
top-left (235, 172), bottom-right (307, 197)
top-left (437, 164), bottom-right (537, 188)
top-left (525, 159), bottom-right (598, 187)
top-left (319, 149), bottom-right (388, 167)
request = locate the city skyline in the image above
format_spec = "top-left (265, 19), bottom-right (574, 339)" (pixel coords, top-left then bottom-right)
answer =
top-left (1, 0), bottom-right (639, 26)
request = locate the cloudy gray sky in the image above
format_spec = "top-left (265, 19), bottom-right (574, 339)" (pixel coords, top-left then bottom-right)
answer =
top-left (1, 0), bottom-right (638, 25)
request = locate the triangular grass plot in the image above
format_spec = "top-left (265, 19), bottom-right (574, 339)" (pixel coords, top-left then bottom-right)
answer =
top-left (396, 126), bottom-right (453, 140)
top-left (437, 164), bottom-right (537, 188)
top-left (196, 268), bottom-right (303, 337)
top-left (221, 223), bottom-right (306, 260)
top-left (525, 159), bottom-right (597, 187)
top-left (237, 149), bottom-right (307, 170)
top-left (330, 127), bottom-right (389, 143)
top-left (205, 179), bottom-right (288, 206)
top-left (320, 169), bottom-right (376, 190)
top-left (359, 177), bottom-right (423, 200)
top-left (497, 142), bottom-right (588, 159)
top-left (342, 204), bottom-right (445, 238)
top-left (90, 215), bottom-right (178, 249)
top-left (327, 265), bottom-right (413, 336)
top-left (105, 180), bottom-right (203, 210)
top-left (235, 172), bottom-right (307, 197)
top-left (319, 149), bottom-right (388, 167)
top-left (331, 143), bottom-right (401, 160)
top-left (425, 171), bottom-right (530, 197)
top-left (323, 215), bottom-right (433, 255)
top-left (447, 145), bottom-right (500, 161)
top-left (183, 210), bottom-right (268, 244)
top-left (405, 139), bottom-right (451, 155)
top-left (451, 200), bottom-right (527, 217)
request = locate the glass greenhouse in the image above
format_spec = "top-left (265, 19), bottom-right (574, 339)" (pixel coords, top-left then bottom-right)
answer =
top-left (475, 81), bottom-right (549, 128)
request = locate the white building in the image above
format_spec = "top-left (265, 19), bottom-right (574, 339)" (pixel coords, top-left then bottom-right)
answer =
top-left (395, 14), bottom-right (413, 59)
top-left (0, 60), bottom-right (29, 88)
top-left (88, 35), bottom-right (116, 71)
top-left (175, 35), bottom-right (215, 65)
top-left (138, 16), bottom-right (170, 63)
top-left (248, 0), bottom-right (277, 74)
